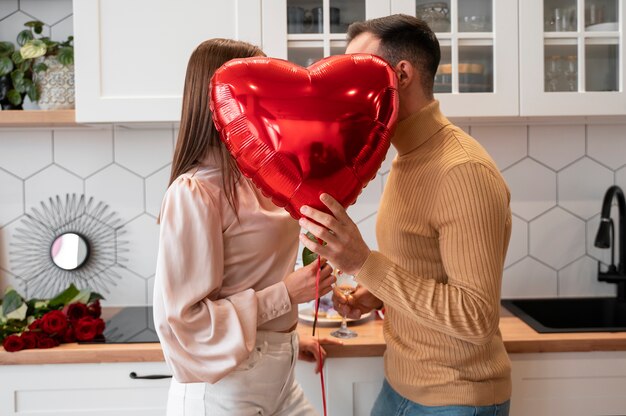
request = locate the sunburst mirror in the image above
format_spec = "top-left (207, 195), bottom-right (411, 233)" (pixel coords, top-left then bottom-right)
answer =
top-left (10, 194), bottom-right (127, 297)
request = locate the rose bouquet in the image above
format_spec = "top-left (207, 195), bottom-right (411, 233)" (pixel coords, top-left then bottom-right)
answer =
top-left (0, 284), bottom-right (104, 352)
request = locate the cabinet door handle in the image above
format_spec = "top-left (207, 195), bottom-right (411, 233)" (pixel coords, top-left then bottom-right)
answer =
top-left (129, 371), bottom-right (172, 380)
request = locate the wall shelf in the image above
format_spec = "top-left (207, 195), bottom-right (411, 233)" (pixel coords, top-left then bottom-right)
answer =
top-left (0, 110), bottom-right (78, 127)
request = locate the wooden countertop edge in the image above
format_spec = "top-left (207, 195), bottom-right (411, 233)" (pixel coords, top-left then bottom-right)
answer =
top-left (3, 316), bottom-right (626, 365)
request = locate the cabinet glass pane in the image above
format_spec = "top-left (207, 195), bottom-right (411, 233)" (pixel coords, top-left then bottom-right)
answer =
top-left (458, 45), bottom-right (493, 92)
top-left (330, 0), bottom-right (365, 34)
top-left (330, 44), bottom-right (348, 57)
top-left (458, 0), bottom-right (493, 32)
top-left (287, 0), bottom-right (323, 34)
top-left (434, 45), bottom-right (452, 93)
top-left (544, 0), bottom-right (577, 32)
top-left (586, 44), bottom-right (619, 91)
top-left (288, 46), bottom-right (324, 67)
top-left (544, 45), bottom-right (577, 92)
top-left (585, 0), bottom-right (619, 30)
top-left (416, 1), bottom-right (450, 33)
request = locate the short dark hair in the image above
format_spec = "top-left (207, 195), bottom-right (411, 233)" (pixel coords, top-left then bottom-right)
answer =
top-left (347, 14), bottom-right (440, 96)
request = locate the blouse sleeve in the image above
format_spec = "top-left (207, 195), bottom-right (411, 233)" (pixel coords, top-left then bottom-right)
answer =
top-left (153, 176), bottom-right (291, 383)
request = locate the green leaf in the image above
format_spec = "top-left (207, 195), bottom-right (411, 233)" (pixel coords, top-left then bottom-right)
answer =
top-left (0, 41), bottom-right (15, 57)
top-left (5, 302), bottom-right (27, 321)
top-left (302, 246), bottom-right (319, 266)
top-left (57, 47), bottom-right (73, 66)
top-left (26, 80), bottom-right (38, 102)
top-left (7, 89), bottom-right (22, 105)
top-left (1, 289), bottom-right (24, 316)
top-left (68, 290), bottom-right (91, 305)
top-left (17, 29), bottom-right (34, 47)
top-left (11, 50), bottom-right (24, 65)
top-left (302, 232), bottom-right (325, 266)
top-left (11, 70), bottom-right (25, 92)
top-left (18, 59), bottom-right (31, 72)
top-left (24, 20), bottom-right (44, 33)
top-left (88, 292), bottom-right (105, 303)
top-left (48, 284), bottom-right (80, 308)
top-left (0, 56), bottom-right (13, 77)
top-left (20, 40), bottom-right (46, 60)
top-left (33, 62), bottom-right (48, 73)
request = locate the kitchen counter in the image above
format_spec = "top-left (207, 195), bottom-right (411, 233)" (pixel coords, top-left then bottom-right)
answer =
top-left (3, 308), bottom-right (626, 365)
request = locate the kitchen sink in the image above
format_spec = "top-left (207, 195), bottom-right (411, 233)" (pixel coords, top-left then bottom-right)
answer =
top-left (501, 297), bottom-right (626, 333)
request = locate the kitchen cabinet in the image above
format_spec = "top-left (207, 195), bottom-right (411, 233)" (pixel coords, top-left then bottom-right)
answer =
top-left (262, 0), bottom-right (519, 117)
top-left (73, 0), bottom-right (261, 123)
top-left (520, 0), bottom-right (626, 115)
top-left (510, 351), bottom-right (626, 416)
top-left (0, 361), bottom-right (171, 415)
top-left (72, 0), bottom-right (623, 122)
top-left (392, 0), bottom-right (520, 117)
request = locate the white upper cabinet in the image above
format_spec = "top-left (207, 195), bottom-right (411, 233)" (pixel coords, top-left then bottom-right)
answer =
top-left (520, 0), bottom-right (625, 116)
top-left (73, 0), bottom-right (260, 123)
top-left (392, 0), bottom-right (519, 117)
top-left (73, 0), bottom-right (624, 121)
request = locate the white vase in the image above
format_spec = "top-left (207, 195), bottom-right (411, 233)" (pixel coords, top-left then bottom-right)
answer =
top-left (35, 56), bottom-right (75, 110)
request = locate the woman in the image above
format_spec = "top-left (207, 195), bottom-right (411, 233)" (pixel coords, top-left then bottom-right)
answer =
top-left (153, 38), bottom-right (337, 415)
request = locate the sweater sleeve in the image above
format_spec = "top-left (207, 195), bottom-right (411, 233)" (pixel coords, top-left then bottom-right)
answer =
top-left (357, 162), bottom-right (510, 345)
top-left (153, 176), bottom-right (291, 383)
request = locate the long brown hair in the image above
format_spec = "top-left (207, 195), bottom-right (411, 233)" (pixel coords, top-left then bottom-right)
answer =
top-left (169, 38), bottom-right (264, 213)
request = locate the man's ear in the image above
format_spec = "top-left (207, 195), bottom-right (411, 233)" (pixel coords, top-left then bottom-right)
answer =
top-left (395, 60), bottom-right (416, 88)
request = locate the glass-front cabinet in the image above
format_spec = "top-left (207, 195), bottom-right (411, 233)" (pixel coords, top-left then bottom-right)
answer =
top-left (261, 0), bottom-right (518, 117)
top-left (520, 0), bottom-right (626, 115)
top-left (391, 0), bottom-right (519, 116)
top-left (261, 0), bottom-right (391, 67)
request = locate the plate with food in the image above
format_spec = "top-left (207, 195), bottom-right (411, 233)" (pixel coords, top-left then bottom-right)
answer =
top-left (298, 294), bottom-right (372, 326)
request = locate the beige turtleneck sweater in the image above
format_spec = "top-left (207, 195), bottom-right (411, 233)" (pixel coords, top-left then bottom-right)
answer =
top-left (357, 101), bottom-right (512, 406)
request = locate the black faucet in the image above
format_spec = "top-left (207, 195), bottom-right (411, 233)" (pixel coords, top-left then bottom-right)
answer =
top-left (594, 185), bottom-right (626, 301)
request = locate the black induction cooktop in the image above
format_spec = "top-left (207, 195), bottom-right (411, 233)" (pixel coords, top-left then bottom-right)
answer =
top-left (78, 306), bottom-right (160, 344)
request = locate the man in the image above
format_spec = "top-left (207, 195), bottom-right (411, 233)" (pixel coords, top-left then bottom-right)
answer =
top-left (298, 14), bottom-right (512, 416)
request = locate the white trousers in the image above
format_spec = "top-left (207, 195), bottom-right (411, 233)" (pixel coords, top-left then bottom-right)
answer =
top-left (166, 331), bottom-right (318, 416)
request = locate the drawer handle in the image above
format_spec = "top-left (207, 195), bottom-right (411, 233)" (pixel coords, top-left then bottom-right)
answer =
top-left (129, 371), bottom-right (172, 380)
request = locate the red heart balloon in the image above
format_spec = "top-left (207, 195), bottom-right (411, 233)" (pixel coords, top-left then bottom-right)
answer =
top-left (210, 54), bottom-right (398, 219)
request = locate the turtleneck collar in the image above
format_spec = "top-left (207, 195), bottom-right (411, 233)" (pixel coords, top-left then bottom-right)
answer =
top-left (391, 100), bottom-right (451, 156)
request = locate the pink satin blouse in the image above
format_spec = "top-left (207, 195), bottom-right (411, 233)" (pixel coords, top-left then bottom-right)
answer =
top-left (153, 158), bottom-right (300, 383)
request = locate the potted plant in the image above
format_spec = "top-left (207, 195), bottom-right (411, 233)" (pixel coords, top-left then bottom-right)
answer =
top-left (18, 20), bottom-right (75, 110)
top-left (0, 41), bottom-right (40, 110)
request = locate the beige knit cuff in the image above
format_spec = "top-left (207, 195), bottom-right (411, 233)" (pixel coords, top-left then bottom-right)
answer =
top-left (355, 251), bottom-right (391, 293)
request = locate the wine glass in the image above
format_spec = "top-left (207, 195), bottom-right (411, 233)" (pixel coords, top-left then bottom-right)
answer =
top-left (545, 55), bottom-right (562, 92)
top-left (330, 271), bottom-right (358, 339)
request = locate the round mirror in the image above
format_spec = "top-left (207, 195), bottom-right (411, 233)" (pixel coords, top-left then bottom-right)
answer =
top-left (50, 233), bottom-right (90, 270)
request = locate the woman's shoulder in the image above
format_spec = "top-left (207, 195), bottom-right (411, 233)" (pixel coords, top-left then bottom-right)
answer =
top-left (167, 166), bottom-right (224, 204)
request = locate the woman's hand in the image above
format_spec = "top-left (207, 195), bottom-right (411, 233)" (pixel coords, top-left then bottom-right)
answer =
top-left (283, 260), bottom-right (335, 304)
top-left (298, 336), bottom-right (343, 373)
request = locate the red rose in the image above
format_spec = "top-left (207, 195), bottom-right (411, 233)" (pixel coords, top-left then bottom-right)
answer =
top-left (42, 310), bottom-right (68, 334)
top-left (37, 335), bottom-right (59, 349)
top-left (64, 303), bottom-right (88, 321)
top-left (20, 332), bottom-right (38, 349)
top-left (62, 327), bottom-right (76, 343)
top-left (94, 318), bottom-right (105, 336)
top-left (28, 319), bottom-right (42, 331)
top-left (3, 335), bottom-right (24, 352)
top-left (87, 300), bottom-right (102, 318)
top-left (75, 317), bottom-right (98, 341)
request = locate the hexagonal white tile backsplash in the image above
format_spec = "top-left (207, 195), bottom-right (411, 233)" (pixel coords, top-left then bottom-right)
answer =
top-left (1, 121), bottom-right (625, 305)
top-left (2, 1), bottom-right (626, 305)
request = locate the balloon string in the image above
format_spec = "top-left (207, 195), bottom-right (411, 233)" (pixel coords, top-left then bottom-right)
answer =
top-left (312, 249), bottom-right (321, 336)
top-left (318, 331), bottom-right (328, 416)
top-left (314, 250), bottom-right (327, 416)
